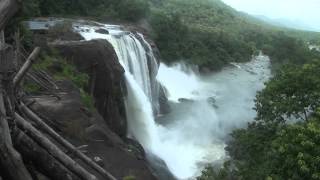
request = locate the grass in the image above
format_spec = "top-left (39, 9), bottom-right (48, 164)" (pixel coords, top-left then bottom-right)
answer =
top-left (123, 175), bottom-right (136, 180)
top-left (25, 51), bottom-right (95, 110)
top-left (23, 81), bottom-right (42, 93)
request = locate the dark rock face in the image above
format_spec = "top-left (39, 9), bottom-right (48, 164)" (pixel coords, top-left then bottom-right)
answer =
top-left (159, 85), bottom-right (171, 114)
top-left (25, 80), bottom-right (157, 180)
top-left (95, 28), bottom-right (109, 34)
top-left (51, 39), bottom-right (128, 138)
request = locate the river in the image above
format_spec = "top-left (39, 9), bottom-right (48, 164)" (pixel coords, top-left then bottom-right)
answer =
top-left (155, 56), bottom-right (271, 179)
top-left (75, 22), bottom-right (271, 179)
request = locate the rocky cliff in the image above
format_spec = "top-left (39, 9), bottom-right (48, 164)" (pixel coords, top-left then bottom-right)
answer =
top-left (51, 39), bottom-right (128, 138)
top-left (23, 20), bottom-right (161, 179)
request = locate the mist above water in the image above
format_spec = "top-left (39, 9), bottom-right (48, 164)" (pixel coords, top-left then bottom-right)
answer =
top-left (76, 23), bottom-right (271, 179)
top-left (155, 55), bottom-right (271, 179)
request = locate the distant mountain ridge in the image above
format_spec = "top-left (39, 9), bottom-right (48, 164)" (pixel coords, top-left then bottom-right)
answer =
top-left (253, 14), bottom-right (319, 32)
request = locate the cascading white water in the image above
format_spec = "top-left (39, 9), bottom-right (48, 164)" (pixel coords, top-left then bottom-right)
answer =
top-left (76, 24), bottom-right (161, 150)
top-left (136, 33), bottom-right (161, 114)
top-left (76, 23), bottom-right (271, 179)
top-left (155, 54), bottom-right (271, 178)
top-left (157, 63), bottom-right (201, 102)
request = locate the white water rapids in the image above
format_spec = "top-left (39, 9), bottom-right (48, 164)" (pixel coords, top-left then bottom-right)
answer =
top-left (76, 23), bottom-right (271, 179)
top-left (156, 57), bottom-right (270, 178)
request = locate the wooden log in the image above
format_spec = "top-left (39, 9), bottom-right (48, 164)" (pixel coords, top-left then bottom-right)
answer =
top-left (13, 47), bottom-right (41, 87)
top-left (38, 70), bottom-right (59, 89)
top-left (0, 91), bottom-right (33, 180)
top-left (20, 103), bottom-right (118, 180)
top-left (0, 39), bottom-right (15, 73)
top-left (13, 128), bottom-right (81, 180)
top-left (0, 0), bottom-right (19, 31)
top-left (14, 113), bottom-right (98, 180)
top-left (27, 73), bottom-right (52, 90)
top-left (0, 31), bottom-right (4, 48)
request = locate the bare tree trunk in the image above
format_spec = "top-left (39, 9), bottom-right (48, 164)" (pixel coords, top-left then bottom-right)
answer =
top-left (13, 47), bottom-right (41, 87)
top-left (20, 103), bottom-right (118, 180)
top-left (0, 85), bottom-right (33, 180)
top-left (0, 0), bottom-right (19, 31)
top-left (0, 31), bottom-right (4, 48)
top-left (13, 129), bottom-right (81, 180)
top-left (0, 25), bottom-right (33, 180)
top-left (14, 113), bottom-right (98, 180)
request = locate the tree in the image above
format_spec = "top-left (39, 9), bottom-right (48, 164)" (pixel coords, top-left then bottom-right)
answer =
top-left (117, 0), bottom-right (150, 21)
top-left (269, 115), bottom-right (320, 180)
top-left (255, 60), bottom-right (320, 124)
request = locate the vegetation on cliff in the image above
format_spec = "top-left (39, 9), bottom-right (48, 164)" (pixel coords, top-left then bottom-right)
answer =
top-left (24, 50), bottom-right (95, 112)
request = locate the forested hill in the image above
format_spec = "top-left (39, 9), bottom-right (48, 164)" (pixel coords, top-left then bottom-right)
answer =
top-left (149, 0), bottom-right (320, 71)
top-left (15, 0), bottom-right (320, 71)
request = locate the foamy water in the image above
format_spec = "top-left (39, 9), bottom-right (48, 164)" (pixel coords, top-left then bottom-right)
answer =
top-left (76, 23), bottom-right (271, 179)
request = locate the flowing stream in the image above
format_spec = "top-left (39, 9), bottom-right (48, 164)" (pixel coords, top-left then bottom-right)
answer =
top-left (155, 57), bottom-right (271, 179)
top-left (76, 23), bottom-right (271, 179)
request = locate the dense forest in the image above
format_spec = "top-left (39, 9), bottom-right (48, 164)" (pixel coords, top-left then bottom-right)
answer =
top-left (13, 0), bottom-right (320, 71)
top-left (149, 0), bottom-right (320, 71)
top-left (5, 0), bottom-right (320, 179)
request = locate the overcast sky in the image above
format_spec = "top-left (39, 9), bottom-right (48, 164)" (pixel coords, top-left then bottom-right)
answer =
top-left (221, 0), bottom-right (320, 31)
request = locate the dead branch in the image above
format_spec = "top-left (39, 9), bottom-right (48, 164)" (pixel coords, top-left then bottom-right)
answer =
top-left (0, 83), bottom-right (33, 180)
top-left (13, 47), bottom-right (41, 88)
top-left (13, 128), bottom-right (81, 180)
top-left (0, 0), bottom-right (19, 31)
top-left (20, 102), bottom-right (118, 180)
top-left (14, 113), bottom-right (98, 180)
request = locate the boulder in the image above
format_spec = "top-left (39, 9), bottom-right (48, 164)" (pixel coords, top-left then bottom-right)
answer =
top-left (159, 85), bottom-right (171, 114)
top-left (25, 79), bottom-right (157, 180)
top-left (178, 98), bottom-right (194, 103)
top-left (51, 39), bottom-right (128, 138)
top-left (95, 28), bottom-right (109, 34)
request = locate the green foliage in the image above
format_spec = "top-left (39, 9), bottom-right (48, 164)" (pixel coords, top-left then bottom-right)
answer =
top-left (53, 60), bottom-right (89, 89)
top-left (269, 119), bottom-right (320, 180)
top-left (19, 0), bottom-right (149, 22)
top-left (149, 10), bottom-right (253, 70)
top-left (149, 0), bottom-right (320, 71)
top-left (150, 11), bottom-right (188, 61)
top-left (255, 60), bottom-right (320, 124)
top-left (34, 52), bottom-right (89, 89)
top-left (23, 81), bottom-right (42, 94)
top-left (222, 117), bottom-right (320, 180)
top-left (80, 89), bottom-right (95, 111)
top-left (33, 54), bottom-right (54, 71)
top-left (117, 0), bottom-right (150, 21)
top-left (30, 52), bottom-right (94, 110)
top-left (197, 163), bottom-right (232, 180)
top-left (262, 32), bottom-right (317, 69)
top-left (225, 123), bottom-right (279, 179)
top-left (149, 0), bottom-right (256, 71)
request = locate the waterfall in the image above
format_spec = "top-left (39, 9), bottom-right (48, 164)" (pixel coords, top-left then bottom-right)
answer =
top-left (76, 23), bottom-right (271, 179)
top-left (76, 24), bottom-right (161, 150)
top-left (136, 33), bottom-right (160, 114)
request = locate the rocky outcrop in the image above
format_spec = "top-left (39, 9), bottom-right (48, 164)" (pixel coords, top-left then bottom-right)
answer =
top-left (50, 39), bottom-right (128, 138)
top-left (159, 85), bottom-right (171, 114)
top-left (25, 79), bottom-right (157, 180)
